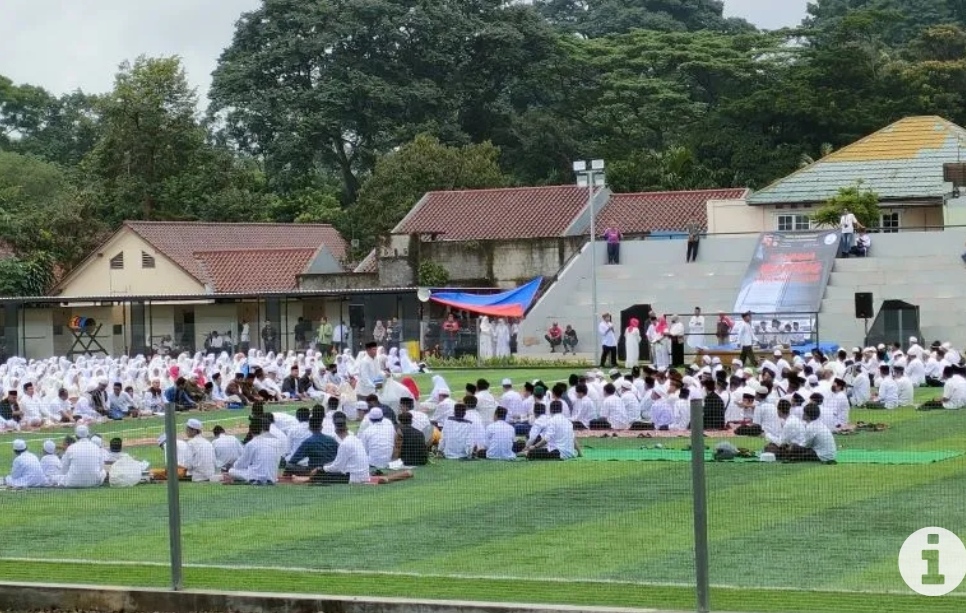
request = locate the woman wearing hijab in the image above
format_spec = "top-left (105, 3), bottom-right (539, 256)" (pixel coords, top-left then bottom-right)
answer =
top-left (399, 348), bottom-right (419, 375)
top-left (624, 318), bottom-right (641, 368)
top-left (478, 316), bottom-right (494, 360)
top-left (494, 319), bottom-right (511, 358)
top-left (373, 320), bottom-right (387, 346)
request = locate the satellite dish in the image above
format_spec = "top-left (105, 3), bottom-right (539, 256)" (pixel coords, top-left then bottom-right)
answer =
top-left (417, 288), bottom-right (432, 303)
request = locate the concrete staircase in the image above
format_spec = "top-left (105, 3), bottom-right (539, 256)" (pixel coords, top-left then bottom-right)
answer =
top-left (519, 236), bottom-right (758, 355)
top-left (818, 228), bottom-right (966, 348)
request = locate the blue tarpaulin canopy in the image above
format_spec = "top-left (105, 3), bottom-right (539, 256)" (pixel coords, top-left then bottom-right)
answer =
top-left (430, 277), bottom-right (542, 318)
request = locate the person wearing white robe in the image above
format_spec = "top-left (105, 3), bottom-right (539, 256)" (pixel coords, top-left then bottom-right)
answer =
top-left (646, 319), bottom-right (669, 370)
top-left (687, 308), bottom-right (705, 349)
top-left (494, 319), bottom-right (511, 358)
top-left (184, 419), bottom-right (218, 482)
top-left (212, 426), bottom-right (244, 470)
top-left (358, 408), bottom-right (396, 469)
top-left (60, 425), bottom-right (106, 488)
top-left (40, 440), bottom-right (62, 483)
top-left (624, 319), bottom-right (641, 368)
top-left (399, 349), bottom-right (419, 375)
top-left (478, 316), bottom-right (494, 360)
top-left (894, 366), bottom-right (914, 407)
top-left (4, 439), bottom-right (47, 488)
top-left (356, 343), bottom-right (381, 397)
top-left (850, 365), bottom-right (871, 406)
top-left (226, 420), bottom-right (279, 484)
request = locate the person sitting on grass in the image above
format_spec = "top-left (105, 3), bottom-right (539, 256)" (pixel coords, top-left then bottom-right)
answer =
top-left (164, 377), bottom-right (196, 412)
top-left (282, 415), bottom-right (339, 480)
top-left (212, 425), bottom-right (244, 471)
top-left (481, 407), bottom-right (521, 460)
top-left (918, 365), bottom-right (966, 411)
top-left (396, 411), bottom-right (430, 466)
top-left (224, 416), bottom-right (279, 485)
top-left (864, 364), bottom-right (898, 409)
top-left (359, 407), bottom-right (396, 470)
top-left (776, 403), bottom-right (836, 463)
top-left (763, 399), bottom-right (806, 454)
top-left (322, 413), bottom-right (413, 485)
top-left (4, 439), bottom-right (47, 489)
top-left (522, 401), bottom-right (580, 460)
top-left (439, 403), bottom-right (477, 460)
top-left (184, 418), bottom-right (218, 483)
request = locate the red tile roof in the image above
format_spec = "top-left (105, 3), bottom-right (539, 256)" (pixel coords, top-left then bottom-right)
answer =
top-left (194, 249), bottom-right (317, 293)
top-left (394, 185), bottom-right (594, 240)
top-left (595, 188), bottom-right (748, 234)
top-left (124, 221), bottom-right (347, 283)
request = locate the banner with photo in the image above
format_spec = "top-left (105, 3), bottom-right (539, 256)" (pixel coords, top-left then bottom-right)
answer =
top-left (733, 230), bottom-right (840, 316)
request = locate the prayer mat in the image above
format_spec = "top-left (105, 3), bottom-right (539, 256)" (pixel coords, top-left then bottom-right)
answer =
top-left (575, 429), bottom-right (736, 439)
top-left (578, 448), bottom-right (964, 465)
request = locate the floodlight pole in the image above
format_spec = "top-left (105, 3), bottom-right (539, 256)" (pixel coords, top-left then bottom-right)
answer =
top-left (575, 160), bottom-right (605, 356)
top-left (164, 402), bottom-right (184, 590)
top-left (690, 398), bottom-right (711, 613)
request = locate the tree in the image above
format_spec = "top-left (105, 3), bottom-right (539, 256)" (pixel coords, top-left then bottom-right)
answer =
top-left (0, 253), bottom-right (54, 297)
top-left (348, 134), bottom-right (509, 254)
top-left (812, 184), bottom-right (881, 229)
top-left (534, 0), bottom-right (755, 38)
top-left (0, 151), bottom-right (108, 270)
top-left (209, 0), bottom-right (557, 202)
top-left (83, 56), bottom-right (208, 222)
top-left (607, 146), bottom-right (722, 192)
top-left (11, 91), bottom-right (103, 167)
top-left (803, 0), bottom-right (958, 48)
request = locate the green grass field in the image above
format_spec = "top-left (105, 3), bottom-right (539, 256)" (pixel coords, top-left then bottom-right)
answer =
top-left (1, 367), bottom-right (964, 613)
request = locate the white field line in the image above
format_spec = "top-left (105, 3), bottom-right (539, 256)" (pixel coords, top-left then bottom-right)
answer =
top-left (0, 556), bottom-right (960, 597)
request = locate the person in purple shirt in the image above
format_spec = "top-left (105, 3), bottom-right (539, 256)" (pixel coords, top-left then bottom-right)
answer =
top-left (603, 227), bottom-right (622, 264)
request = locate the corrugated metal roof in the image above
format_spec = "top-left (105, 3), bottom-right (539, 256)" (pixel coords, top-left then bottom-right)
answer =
top-left (748, 116), bottom-right (966, 205)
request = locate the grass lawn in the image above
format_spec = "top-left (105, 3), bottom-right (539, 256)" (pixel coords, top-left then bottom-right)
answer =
top-left (0, 367), bottom-right (964, 612)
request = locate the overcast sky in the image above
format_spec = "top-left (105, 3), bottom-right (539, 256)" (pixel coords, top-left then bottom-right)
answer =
top-left (0, 0), bottom-right (807, 104)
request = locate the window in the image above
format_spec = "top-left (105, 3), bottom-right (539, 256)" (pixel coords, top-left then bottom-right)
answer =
top-left (109, 252), bottom-right (124, 270)
top-left (880, 211), bottom-right (900, 233)
top-left (777, 214), bottom-right (811, 232)
top-left (141, 251), bottom-right (156, 268)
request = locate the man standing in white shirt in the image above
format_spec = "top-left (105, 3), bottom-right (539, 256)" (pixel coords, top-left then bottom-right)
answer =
top-left (598, 313), bottom-right (617, 368)
top-left (356, 341), bottom-right (381, 397)
top-left (839, 207), bottom-right (864, 258)
top-left (732, 312), bottom-right (758, 367)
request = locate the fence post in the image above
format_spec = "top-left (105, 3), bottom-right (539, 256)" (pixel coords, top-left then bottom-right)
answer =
top-left (164, 402), bottom-right (184, 590)
top-left (690, 398), bottom-right (710, 613)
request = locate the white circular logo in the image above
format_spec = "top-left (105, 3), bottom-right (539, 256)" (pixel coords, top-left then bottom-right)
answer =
top-left (898, 527), bottom-right (966, 596)
top-left (824, 233), bottom-right (838, 245)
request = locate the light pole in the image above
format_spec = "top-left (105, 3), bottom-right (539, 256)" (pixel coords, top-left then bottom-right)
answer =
top-left (573, 159), bottom-right (606, 356)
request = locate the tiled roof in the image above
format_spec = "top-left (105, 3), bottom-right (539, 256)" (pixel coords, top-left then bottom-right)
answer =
top-left (595, 188), bottom-right (749, 234)
top-left (748, 116), bottom-right (966, 205)
top-left (354, 249), bottom-right (378, 273)
top-left (124, 221), bottom-right (347, 283)
top-left (194, 249), bottom-right (317, 293)
top-left (393, 185), bottom-right (594, 240)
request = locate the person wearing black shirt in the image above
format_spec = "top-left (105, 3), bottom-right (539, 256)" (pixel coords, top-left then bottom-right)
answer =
top-left (397, 412), bottom-right (429, 466)
top-left (702, 379), bottom-right (726, 430)
top-left (284, 416), bottom-right (339, 478)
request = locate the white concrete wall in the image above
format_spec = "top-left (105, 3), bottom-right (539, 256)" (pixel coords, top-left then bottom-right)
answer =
top-left (819, 228), bottom-right (966, 347)
top-left (22, 309), bottom-right (54, 358)
top-left (519, 235), bottom-right (759, 354)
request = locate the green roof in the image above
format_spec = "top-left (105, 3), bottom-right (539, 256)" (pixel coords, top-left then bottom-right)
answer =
top-left (748, 116), bottom-right (966, 205)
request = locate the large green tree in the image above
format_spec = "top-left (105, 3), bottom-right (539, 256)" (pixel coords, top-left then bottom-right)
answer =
top-left (348, 134), bottom-right (509, 254)
top-left (534, 0), bottom-right (754, 37)
top-left (209, 0), bottom-right (558, 202)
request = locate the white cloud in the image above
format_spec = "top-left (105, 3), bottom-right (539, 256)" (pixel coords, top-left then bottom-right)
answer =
top-left (0, 0), bottom-right (808, 105)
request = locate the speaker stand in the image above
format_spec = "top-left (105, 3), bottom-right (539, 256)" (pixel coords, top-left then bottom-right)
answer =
top-left (863, 317), bottom-right (869, 340)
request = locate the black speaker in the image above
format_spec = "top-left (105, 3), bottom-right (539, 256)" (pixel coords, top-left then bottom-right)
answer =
top-left (349, 304), bottom-right (366, 329)
top-left (855, 292), bottom-right (874, 319)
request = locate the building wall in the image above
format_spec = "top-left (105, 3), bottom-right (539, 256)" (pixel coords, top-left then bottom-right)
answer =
top-left (418, 237), bottom-right (582, 288)
top-left (22, 308), bottom-right (54, 359)
top-left (56, 230), bottom-right (204, 297)
top-left (706, 198), bottom-right (766, 234)
top-left (298, 273), bottom-right (380, 291)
